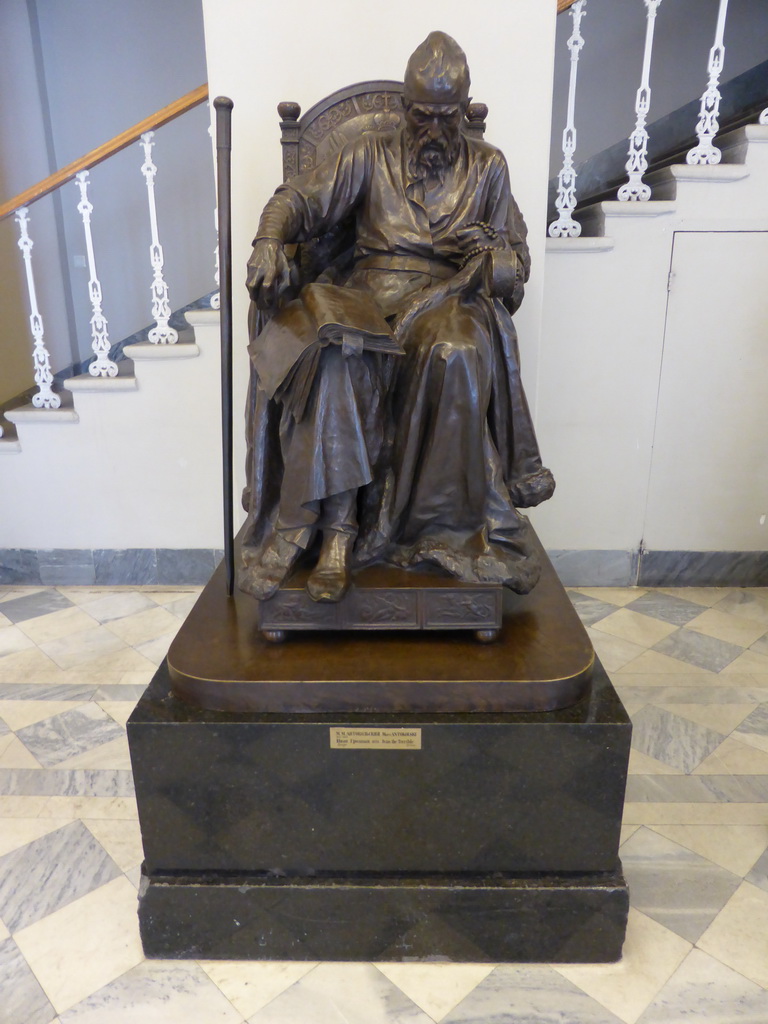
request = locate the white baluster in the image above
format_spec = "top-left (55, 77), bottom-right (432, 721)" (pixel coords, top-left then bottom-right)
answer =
top-left (75, 171), bottom-right (117, 377)
top-left (208, 112), bottom-right (220, 309)
top-left (549, 0), bottom-right (587, 238)
top-left (140, 132), bottom-right (179, 344)
top-left (15, 206), bottom-right (61, 408)
top-left (618, 0), bottom-right (663, 202)
top-left (686, 0), bottom-right (730, 165)
top-left (759, 109), bottom-right (768, 125)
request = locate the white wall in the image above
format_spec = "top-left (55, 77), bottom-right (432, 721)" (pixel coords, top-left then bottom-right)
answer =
top-left (200, 0), bottom-right (558, 510)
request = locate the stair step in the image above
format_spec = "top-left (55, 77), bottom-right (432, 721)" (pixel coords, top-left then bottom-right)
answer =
top-left (123, 341), bottom-right (200, 360)
top-left (0, 436), bottom-right (21, 453)
top-left (546, 236), bottom-right (615, 254)
top-left (64, 362), bottom-right (138, 392)
top-left (6, 400), bottom-right (79, 424)
top-left (646, 163), bottom-right (749, 185)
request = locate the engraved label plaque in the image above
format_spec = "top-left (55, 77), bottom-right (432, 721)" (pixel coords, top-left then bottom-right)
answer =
top-left (330, 727), bottom-right (422, 750)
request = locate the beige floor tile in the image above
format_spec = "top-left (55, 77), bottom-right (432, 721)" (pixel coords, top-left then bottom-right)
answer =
top-left (616, 650), bottom-right (716, 675)
top-left (83, 818), bottom-right (144, 872)
top-left (586, 629), bottom-right (647, 672)
top-left (712, 589), bottom-right (768, 625)
top-left (615, 672), bottom-right (721, 689)
top-left (56, 587), bottom-right (128, 606)
top-left (13, 875), bottom-right (144, 1014)
top-left (0, 795), bottom-right (51, 816)
top-left (117, 669), bottom-right (155, 687)
top-left (660, 703), bottom-right (756, 736)
top-left (198, 961), bottom-right (319, 1019)
top-left (40, 627), bottom-right (128, 671)
top-left (145, 587), bottom-right (202, 606)
top-left (721, 649), bottom-right (768, 674)
top-left (573, 587), bottom-right (647, 607)
top-left (34, 795), bottom-right (138, 820)
top-left (0, 816), bottom-right (72, 857)
top-left (54, 734), bottom-right (132, 770)
top-left (104, 605), bottom-right (182, 648)
top-left (686, 608), bottom-right (768, 648)
top-left (96, 701), bottom-right (137, 728)
top-left (648, 824), bottom-right (768, 877)
top-left (657, 587), bottom-right (731, 607)
top-left (0, 647), bottom-right (67, 683)
top-left (0, 625), bottom-right (36, 657)
top-left (693, 735), bottom-right (768, 775)
top-left (628, 748), bottom-right (682, 775)
top-left (77, 591), bottom-right (157, 623)
top-left (554, 909), bottom-right (691, 1024)
top-left (731, 729), bottom-right (768, 756)
top-left (61, 648), bottom-right (159, 680)
top-left (375, 962), bottom-right (496, 1021)
top-left (0, 734), bottom-right (43, 769)
top-left (697, 881), bottom-right (768, 988)
top-left (623, 803), bottom-right (768, 826)
top-left (15, 606), bottom-right (100, 645)
top-left (592, 609), bottom-right (678, 648)
top-left (133, 634), bottom-right (174, 666)
top-left (620, 824), bottom-right (641, 846)
top-left (0, 700), bottom-right (86, 732)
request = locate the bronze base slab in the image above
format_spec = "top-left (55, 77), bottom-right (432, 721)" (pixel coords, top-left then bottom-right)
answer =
top-left (260, 566), bottom-right (503, 640)
top-left (167, 527), bottom-right (594, 714)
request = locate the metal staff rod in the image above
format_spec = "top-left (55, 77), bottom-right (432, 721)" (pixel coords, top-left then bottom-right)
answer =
top-left (214, 96), bottom-right (235, 595)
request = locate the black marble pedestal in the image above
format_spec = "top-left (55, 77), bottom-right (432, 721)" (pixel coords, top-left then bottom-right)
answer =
top-left (128, 658), bottom-right (631, 962)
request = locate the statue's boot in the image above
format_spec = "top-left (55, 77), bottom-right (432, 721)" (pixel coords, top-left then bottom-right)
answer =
top-left (306, 530), bottom-right (355, 602)
top-left (240, 533), bottom-right (303, 601)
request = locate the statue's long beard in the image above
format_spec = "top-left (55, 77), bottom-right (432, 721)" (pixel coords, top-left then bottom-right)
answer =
top-left (406, 129), bottom-right (460, 185)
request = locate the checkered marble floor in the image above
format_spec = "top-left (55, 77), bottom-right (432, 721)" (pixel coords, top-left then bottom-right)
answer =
top-left (1, 583), bottom-right (768, 1023)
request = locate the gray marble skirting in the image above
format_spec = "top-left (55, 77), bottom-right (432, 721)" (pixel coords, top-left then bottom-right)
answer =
top-left (1, 546), bottom-right (766, 586)
top-left (0, 548), bottom-right (224, 585)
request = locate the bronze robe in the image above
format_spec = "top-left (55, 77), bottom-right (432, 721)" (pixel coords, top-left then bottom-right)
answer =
top-left (243, 128), bottom-right (553, 591)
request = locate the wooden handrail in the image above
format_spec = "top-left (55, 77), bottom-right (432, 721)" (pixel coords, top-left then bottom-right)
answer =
top-left (0, 83), bottom-right (209, 222)
top-left (557, 0), bottom-right (579, 11)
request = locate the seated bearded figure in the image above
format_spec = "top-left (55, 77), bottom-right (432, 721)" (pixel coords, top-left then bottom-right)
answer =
top-left (241, 31), bottom-right (554, 604)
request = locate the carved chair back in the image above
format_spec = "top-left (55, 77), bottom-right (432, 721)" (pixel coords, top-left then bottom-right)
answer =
top-left (276, 81), bottom-right (489, 284)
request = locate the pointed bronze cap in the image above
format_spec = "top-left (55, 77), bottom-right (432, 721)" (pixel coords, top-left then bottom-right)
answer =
top-left (403, 31), bottom-right (470, 106)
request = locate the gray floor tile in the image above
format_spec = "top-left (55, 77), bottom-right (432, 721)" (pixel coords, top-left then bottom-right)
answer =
top-left (15, 705), bottom-right (125, 768)
top-left (444, 964), bottom-right (624, 1024)
top-left (0, 769), bottom-right (135, 798)
top-left (58, 961), bottom-right (243, 1023)
top-left (0, 820), bottom-right (121, 932)
top-left (734, 703), bottom-right (768, 744)
top-left (745, 844), bottom-right (768, 895)
top-left (636, 948), bottom-right (768, 1023)
top-left (625, 775), bottom-right (768, 802)
top-left (630, 704), bottom-right (724, 773)
top-left (0, 684), bottom-right (97, 701)
top-left (621, 828), bottom-right (741, 942)
top-left (625, 591), bottom-right (705, 626)
top-left (566, 591), bottom-right (620, 626)
top-left (0, 937), bottom-right (56, 1024)
top-left (654, 629), bottom-right (745, 672)
top-left (0, 590), bottom-right (76, 624)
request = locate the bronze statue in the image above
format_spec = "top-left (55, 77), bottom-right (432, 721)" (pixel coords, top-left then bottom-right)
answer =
top-left (241, 32), bottom-right (554, 605)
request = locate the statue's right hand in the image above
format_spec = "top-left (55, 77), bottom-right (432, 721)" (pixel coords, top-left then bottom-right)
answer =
top-left (246, 239), bottom-right (291, 309)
